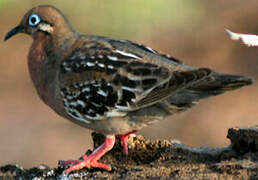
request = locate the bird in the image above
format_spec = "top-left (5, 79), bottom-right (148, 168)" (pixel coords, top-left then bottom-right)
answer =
top-left (225, 29), bottom-right (258, 47)
top-left (4, 5), bottom-right (253, 174)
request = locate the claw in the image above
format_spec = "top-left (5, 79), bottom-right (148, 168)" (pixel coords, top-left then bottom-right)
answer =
top-left (65, 159), bottom-right (111, 174)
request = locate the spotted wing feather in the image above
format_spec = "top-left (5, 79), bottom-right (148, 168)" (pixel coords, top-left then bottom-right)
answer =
top-left (59, 36), bottom-right (211, 122)
top-left (60, 79), bottom-right (124, 122)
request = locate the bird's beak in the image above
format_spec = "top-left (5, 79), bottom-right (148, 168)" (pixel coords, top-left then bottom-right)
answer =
top-left (4, 25), bottom-right (25, 41)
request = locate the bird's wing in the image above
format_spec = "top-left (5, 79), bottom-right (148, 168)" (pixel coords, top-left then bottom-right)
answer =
top-left (58, 36), bottom-right (211, 122)
top-left (225, 29), bottom-right (258, 47)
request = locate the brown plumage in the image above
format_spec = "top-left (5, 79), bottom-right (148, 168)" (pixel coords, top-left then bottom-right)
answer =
top-left (5, 5), bottom-right (253, 174)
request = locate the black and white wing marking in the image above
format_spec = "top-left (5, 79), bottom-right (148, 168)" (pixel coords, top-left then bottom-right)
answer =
top-left (60, 79), bottom-right (130, 122)
top-left (59, 38), bottom-right (211, 122)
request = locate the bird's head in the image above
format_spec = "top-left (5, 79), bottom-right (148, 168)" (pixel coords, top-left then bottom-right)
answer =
top-left (4, 5), bottom-right (75, 41)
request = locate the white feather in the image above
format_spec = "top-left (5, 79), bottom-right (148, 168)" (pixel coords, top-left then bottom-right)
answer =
top-left (97, 89), bottom-right (108, 97)
top-left (114, 50), bottom-right (140, 59)
top-left (225, 29), bottom-right (258, 47)
top-left (87, 62), bottom-right (95, 67)
top-left (107, 56), bottom-right (118, 61)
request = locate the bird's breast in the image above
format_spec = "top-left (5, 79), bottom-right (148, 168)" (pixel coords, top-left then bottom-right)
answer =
top-left (28, 37), bottom-right (49, 100)
top-left (28, 35), bottom-right (64, 116)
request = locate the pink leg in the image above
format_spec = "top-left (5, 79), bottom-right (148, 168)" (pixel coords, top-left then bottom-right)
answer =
top-left (117, 130), bottom-right (137, 155)
top-left (65, 135), bottom-right (115, 174)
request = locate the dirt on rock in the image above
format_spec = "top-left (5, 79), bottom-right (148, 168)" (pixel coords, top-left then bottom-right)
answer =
top-left (0, 126), bottom-right (257, 180)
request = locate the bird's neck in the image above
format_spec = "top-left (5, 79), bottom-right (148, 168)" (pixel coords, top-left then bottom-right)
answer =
top-left (31, 29), bottom-right (79, 55)
top-left (52, 29), bottom-right (80, 56)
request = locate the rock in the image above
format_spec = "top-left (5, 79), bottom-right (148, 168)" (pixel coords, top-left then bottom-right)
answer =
top-left (227, 126), bottom-right (258, 154)
top-left (0, 126), bottom-right (257, 180)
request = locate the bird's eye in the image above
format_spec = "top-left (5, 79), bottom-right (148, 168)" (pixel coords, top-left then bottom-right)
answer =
top-left (28, 14), bottom-right (41, 26)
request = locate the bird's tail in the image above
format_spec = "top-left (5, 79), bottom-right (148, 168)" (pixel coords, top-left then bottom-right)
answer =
top-left (166, 71), bottom-right (253, 111)
top-left (190, 72), bottom-right (253, 98)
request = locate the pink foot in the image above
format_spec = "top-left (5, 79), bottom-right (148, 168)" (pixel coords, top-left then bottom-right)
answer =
top-left (117, 130), bottom-right (137, 155)
top-left (64, 135), bottom-right (115, 174)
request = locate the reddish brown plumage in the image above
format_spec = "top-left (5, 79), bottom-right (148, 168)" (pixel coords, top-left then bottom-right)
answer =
top-left (28, 33), bottom-right (49, 102)
top-left (28, 32), bottom-right (65, 116)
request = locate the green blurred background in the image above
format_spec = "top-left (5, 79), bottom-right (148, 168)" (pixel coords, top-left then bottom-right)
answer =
top-left (0, 0), bottom-right (257, 168)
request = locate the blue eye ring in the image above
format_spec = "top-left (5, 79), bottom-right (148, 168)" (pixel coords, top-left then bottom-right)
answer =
top-left (28, 14), bottom-right (41, 26)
